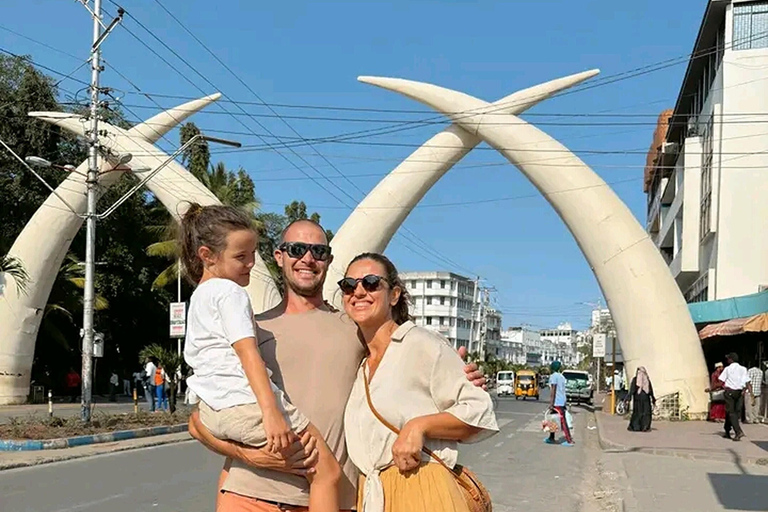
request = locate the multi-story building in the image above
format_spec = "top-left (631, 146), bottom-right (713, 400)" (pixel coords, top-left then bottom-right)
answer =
top-left (401, 271), bottom-right (477, 350)
top-left (644, 0), bottom-right (768, 303)
top-left (500, 326), bottom-right (542, 366)
top-left (540, 322), bottom-right (580, 367)
top-left (483, 308), bottom-right (503, 359)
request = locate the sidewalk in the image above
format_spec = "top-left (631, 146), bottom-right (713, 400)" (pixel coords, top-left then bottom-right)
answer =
top-left (595, 411), bottom-right (768, 465)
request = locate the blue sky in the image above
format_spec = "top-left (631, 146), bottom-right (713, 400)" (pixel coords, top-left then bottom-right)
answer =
top-left (1, 0), bottom-right (708, 330)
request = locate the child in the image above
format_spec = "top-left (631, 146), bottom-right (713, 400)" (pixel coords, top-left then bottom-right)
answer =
top-left (180, 203), bottom-right (340, 512)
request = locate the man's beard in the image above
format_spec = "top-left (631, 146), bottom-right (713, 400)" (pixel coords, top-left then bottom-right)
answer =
top-left (284, 271), bottom-right (325, 298)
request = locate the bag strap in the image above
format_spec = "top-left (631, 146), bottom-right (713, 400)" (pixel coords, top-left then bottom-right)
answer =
top-left (362, 360), bottom-right (473, 492)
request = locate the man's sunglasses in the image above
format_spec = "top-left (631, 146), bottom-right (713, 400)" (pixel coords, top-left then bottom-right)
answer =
top-left (278, 242), bottom-right (332, 261)
top-left (337, 274), bottom-right (388, 295)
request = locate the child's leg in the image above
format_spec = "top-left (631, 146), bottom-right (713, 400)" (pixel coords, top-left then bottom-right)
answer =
top-left (302, 422), bottom-right (341, 512)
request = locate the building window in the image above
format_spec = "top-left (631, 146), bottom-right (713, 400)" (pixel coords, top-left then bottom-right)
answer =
top-left (734, 1), bottom-right (768, 50)
top-left (700, 116), bottom-right (714, 241)
top-left (427, 280), bottom-right (432, 289)
top-left (426, 316), bottom-right (433, 325)
top-left (411, 280), bottom-right (417, 288)
top-left (451, 281), bottom-right (456, 290)
top-left (440, 297), bottom-right (445, 305)
top-left (426, 297), bottom-right (432, 305)
top-left (440, 316), bottom-right (446, 325)
top-left (440, 280), bottom-right (446, 289)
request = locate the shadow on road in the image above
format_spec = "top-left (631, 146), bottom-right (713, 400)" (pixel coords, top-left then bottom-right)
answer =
top-left (707, 473), bottom-right (768, 511)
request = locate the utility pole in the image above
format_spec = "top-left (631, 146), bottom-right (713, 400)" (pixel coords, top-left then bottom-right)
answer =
top-left (80, 0), bottom-right (124, 422)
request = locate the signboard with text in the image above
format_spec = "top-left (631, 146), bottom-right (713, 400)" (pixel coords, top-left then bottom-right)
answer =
top-left (592, 333), bottom-right (606, 358)
top-left (170, 302), bottom-right (186, 338)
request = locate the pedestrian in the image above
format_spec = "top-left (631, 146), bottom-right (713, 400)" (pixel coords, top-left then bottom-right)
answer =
top-left (746, 362), bottom-right (762, 424)
top-left (142, 358), bottom-right (156, 411)
top-left (340, 253), bottom-right (499, 512)
top-left (761, 361), bottom-right (768, 423)
top-left (122, 370), bottom-right (131, 397)
top-left (627, 366), bottom-right (656, 432)
top-left (546, 360), bottom-right (574, 446)
top-left (180, 203), bottom-right (341, 512)
top-left (65, 367), bottom-right (80, 403)
top-left (718, 352), bottom-right (753, 441)
top-left (706, 362), bottom-right (726, 422)
top-left (153, 364), bottom-right (168, 411)
top-left (187, 218), bottom-right (486, 511)
top-left (109, 371), bottom-right (119, 402)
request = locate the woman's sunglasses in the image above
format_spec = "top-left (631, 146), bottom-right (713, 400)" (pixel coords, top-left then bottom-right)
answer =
top-left (278, 242), bottom-right (332, 261)
top-left (337, 274), bottom-right (388, 295)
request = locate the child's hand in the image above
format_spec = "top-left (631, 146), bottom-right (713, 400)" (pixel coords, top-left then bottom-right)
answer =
top-left (263, 407), bottom-right (297, 454)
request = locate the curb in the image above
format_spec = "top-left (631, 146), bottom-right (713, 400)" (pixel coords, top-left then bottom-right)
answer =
top-left (0, 423), bottom-right (188, 451)
top-left (594, 413), bottom-right (768, 466)
top-left (0, 432), bottom-right (193, 471)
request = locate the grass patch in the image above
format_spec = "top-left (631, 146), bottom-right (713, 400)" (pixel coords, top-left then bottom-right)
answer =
top-left (0, 407), bottom-right (191, 440)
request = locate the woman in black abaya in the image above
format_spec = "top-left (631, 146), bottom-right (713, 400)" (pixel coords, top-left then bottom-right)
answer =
top-left (627, 366), bottom-right (656, 432)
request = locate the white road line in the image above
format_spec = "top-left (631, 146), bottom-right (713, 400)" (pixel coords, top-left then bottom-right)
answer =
top-left (480, 452), bottom-right (490, 458)
top-left (506, 432), bottom-right (515, 439)
top-left (54, 493), bottom-right (126, 512)
top-left (494, 441), bottom-right (504, 447)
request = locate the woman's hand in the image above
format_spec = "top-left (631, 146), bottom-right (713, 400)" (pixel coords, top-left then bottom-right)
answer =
top-left (391, 419), bottom-right (425, 472)
top-left (241, 430), bottom-right (319, 477)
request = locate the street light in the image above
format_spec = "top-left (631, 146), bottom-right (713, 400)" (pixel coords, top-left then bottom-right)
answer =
top-left (24, 156), bottom-right (79, 174)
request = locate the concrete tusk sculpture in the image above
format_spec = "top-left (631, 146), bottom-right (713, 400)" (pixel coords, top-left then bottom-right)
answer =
top-left (357, 75), bottom-right (709, 414)
top-left (0, 94), bottom-right (280, 404)
top-left (325, 70), bottom-right (600, 307)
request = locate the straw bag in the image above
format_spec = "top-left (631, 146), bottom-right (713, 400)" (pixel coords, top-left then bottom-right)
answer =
top-left (363, 368), bottom-right (492, 512)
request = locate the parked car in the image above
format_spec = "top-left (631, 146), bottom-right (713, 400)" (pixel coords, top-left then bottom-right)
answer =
top-left (563, 369), bottom-right (593, 405)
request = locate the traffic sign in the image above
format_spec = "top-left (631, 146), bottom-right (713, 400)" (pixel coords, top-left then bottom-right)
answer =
top-left (593, 333), bottom-right (606, 358)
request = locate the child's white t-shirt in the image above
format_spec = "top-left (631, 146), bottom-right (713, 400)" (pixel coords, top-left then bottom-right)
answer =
top-left (184, 278), bottom-right (274, 411)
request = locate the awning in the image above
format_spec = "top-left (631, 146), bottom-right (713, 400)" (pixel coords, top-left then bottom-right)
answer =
top-left (698, 313), bottom-right (768, 340)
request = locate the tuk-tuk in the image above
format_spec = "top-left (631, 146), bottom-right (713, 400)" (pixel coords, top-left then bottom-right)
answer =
top-left (514, 369), bottom-right (539, 400)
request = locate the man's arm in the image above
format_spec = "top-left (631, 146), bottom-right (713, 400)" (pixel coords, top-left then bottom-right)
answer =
top-left (188, 409), bottom-right (318, 476)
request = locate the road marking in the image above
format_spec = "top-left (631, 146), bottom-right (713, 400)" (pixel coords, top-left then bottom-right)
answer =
top-left (480, 452), bottom-right (490, 458)
top-left (506, 432), bottom-right (515, 439)
top-left (54, 493), bottom-right (126, 512)
top-left (496, 418), bottom-right (513, 429)
top-left (494, 441), bottom-right (504, 447)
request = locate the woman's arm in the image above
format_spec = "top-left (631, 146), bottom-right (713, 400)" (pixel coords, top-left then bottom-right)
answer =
top-left (188, 409), bottom-right (318, 476)
top-left (391, 413), bottom-right (481, 472)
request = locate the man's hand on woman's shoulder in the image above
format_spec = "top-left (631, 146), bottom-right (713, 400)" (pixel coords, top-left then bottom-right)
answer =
top-left (457, 346), bottom-right (487, 389)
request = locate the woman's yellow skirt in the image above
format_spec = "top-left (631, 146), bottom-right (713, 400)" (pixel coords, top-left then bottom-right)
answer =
top-left (357, 461), bottom-right (470, 512)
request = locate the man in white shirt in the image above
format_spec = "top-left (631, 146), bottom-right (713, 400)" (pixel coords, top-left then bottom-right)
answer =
top-left (717, 352), bottom-right (753, 441)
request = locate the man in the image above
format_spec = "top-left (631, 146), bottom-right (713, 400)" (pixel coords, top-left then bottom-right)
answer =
top-left (746, 362), bottom-right (763, 424)
top-left (188, 219), bottom-right (486, 511)
top-left (109, 371), bottom-right (119, 402)
top-left (65, 367), bottom-right (80, 403)
top-left (761, 362), bottom-right (768, 423)
top-left (718, 352), bottom-right (753, 441)
top-left (545, 360), bottom-right (573, 446)
top-left (143, 358), bottom-right (157, 412)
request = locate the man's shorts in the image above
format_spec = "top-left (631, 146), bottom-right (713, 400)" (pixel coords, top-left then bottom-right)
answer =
top-left (198, 391), bottom-right (310, 448)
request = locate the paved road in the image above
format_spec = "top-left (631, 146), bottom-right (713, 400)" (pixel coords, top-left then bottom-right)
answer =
top-left (0, 389), bottom-right (598, 512)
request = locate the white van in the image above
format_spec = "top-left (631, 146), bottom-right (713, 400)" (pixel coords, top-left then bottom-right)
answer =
top-left (496, 370), bottom-right (515, 397)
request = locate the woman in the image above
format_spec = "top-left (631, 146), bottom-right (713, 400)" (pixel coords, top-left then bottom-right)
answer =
top-left (341, 253), bottom-right (498, 512)
top-left (627, 366), bottom-right (655, 432)
top-left (705, 362), bottom-right (726, 422)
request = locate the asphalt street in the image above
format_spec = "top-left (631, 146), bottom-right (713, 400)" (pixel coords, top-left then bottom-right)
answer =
top-left (0, 388), bottom-right (597, 512)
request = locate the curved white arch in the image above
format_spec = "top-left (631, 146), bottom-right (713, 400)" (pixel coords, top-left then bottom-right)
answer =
top-left (0, 94), bottom-right (280, 404)
top-left (359, 76), bottom-right (709, 414)
top-left (325, 70), bottom-right (600, 306)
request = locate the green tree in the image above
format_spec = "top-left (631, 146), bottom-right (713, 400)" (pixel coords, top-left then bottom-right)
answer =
top-left (0, 254), bottom-right (30, 295)
top-left (179, 122), bottom-right (210, 181)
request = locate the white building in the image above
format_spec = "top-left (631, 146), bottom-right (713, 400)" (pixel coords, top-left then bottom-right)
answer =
top-left (500, 326), bottom-right (539, 365)
top-left (401, 271), bottom-right (477, 350)
top-left (483, 308), bottom-right (503, 359)
top-left (645, 0), bottom-right (768, 303)
top-left (540, 322), bottom-right (580, 367)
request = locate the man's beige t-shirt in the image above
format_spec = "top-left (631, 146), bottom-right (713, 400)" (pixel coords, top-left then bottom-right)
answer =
top-left (221, 307), bottom-right (365, 509)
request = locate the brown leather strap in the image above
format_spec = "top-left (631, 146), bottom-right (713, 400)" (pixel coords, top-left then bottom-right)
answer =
top-left (362, 360), bottom-right (472, 491)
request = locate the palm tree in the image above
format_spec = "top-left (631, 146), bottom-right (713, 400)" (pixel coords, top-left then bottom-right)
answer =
top-left (0, 253), bottom-right (30, 296)
top-left (146, 162), bottom-right (261, 290)
top-left (139, 343), bottom-right (183, 414)
top-left (39, 254), bottom-right (109, 351)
